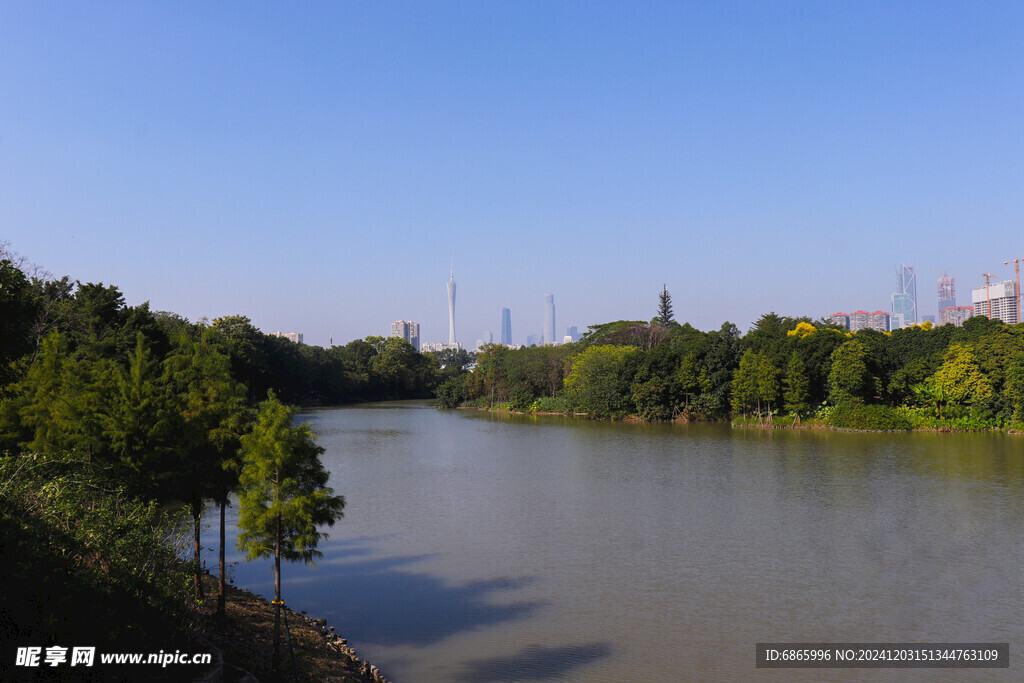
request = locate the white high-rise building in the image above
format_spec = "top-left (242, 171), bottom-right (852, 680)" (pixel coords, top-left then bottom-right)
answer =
top-left (272, 331), bottom-right (303, 344)
top-left (972, 280), bottom-right (1019, 324)
top-left (830, 313), bottom-right (850, 330)
top-left (391, 320), bottom-right (421, 351)
top-left (848, 310), bottom-right (889, 332)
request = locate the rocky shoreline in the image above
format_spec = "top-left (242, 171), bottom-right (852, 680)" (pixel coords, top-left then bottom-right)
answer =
top-left (194, 578), bottom-right (391, 682)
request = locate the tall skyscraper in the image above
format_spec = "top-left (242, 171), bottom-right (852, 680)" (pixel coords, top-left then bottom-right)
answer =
top-left (500, 308), bottom-right (512, 345)
top-left (543, 293), bottom-right (555, 345)
top-left (447, 258), bottom-right (457, 346)
top-left (891, 264), bottom-right (917, 329)
top-left (391, 320), bottom-right (421, 351)
top-left (937, 275), bottom-right (956, 311)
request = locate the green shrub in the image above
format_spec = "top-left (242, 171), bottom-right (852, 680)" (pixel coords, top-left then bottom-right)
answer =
top-left (531, 396), bottom-right (571, 413)
top-left (897, 405), bottom-right (996, 431)
top-left (506, 389), bottom-right (535, 412)
top-left (0, 454), bottom-right (192, 652)
top-left (631, 377), bottom-right (673, 421)
top-left (827, 402), bottom-right (912, 430)
top-left (434, 375), bottom-right (466, 409)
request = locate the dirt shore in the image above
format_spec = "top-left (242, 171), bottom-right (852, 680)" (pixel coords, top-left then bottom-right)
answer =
top-left (193, 577), bottom-right (390, 682)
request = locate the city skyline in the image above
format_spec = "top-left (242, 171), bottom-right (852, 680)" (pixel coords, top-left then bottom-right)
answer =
top-left (4, 4), bottom-right (1024, 346)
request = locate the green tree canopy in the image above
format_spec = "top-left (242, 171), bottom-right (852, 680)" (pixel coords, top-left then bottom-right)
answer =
top-left (929, 344), bottom-right (993, 406)
top-left (783, 352), bottom-right (811, 417)
top-left (237, 392), bottom-right (345, 671)
top-left (563, 345), bottom-right (640, 418)
top-left (828, 340), bottom-right (876, 404)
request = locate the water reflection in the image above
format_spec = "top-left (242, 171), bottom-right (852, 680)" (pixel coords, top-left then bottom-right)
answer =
top-left (291, 555), bottom-right (541, 646)
top-left (459, 642), bottom-right (614, 681)
top-left (218, 405), bottom-right (1024, 681)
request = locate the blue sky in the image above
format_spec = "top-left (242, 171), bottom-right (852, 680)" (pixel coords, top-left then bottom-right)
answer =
top-left (3, 1), bottom-right (1023, 347)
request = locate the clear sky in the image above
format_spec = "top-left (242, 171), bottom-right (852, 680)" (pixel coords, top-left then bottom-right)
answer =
top-left (3, 1), bottom-right (1023, 347)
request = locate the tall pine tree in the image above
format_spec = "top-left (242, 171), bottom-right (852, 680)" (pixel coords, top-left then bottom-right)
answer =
top-left (656, 284), bottom-right (674, 325)
top-left (783, 352), bottom-right (811, 419)
top-left (237, 393), bottom-right (345, 671)
top-left (163, 328), bottom-right (248, 601)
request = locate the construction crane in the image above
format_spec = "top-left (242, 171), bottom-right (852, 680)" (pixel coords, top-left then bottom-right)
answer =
top-left (982, 273), bottom-right (999, 319)
top-left (1004, 258), bottom-right (1024, 324)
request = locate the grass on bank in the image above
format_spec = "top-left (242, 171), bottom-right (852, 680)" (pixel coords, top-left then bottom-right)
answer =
top-left (0, 453), bottom-right (376, 682)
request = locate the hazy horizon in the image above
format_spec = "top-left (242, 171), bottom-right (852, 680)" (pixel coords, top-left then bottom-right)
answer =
top-left (4, 2), bottom-right (1023, 346)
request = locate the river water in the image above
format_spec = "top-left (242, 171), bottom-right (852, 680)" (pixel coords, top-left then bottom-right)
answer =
top-left (219, 401), bottom-right (1024, 681)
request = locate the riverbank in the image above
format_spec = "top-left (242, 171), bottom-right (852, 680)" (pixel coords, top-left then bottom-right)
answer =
top-left (465, 403), bottom-right (1022, 434)
top-left (194, 576), bottom-right (390, 682)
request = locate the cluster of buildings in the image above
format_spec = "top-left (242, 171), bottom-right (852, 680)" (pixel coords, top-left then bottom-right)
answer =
top-left (281, 260), bottom-right (1023, 350)
top-left (831, 263), bottom-right (1021, 332)
top-left (388, 261), bottom-right (580, 353)
top-left (271, 331), bottom-right (303, 344)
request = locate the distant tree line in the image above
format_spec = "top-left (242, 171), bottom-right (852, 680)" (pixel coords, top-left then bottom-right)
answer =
top-left (439, 291), bottom-right (1024, 431)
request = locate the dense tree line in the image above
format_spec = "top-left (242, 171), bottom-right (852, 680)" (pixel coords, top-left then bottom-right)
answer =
top-left (442, 310), bottom-right (1024, 431)
top-left (0, 252), bottom-right (410, 668)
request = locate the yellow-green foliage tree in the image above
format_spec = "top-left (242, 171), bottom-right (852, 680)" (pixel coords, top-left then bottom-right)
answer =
top-left (1004, 352), bottom-right (1024, 423)
top-left (786, 321), bottom-right (816, 339)
top-left (929, 344), bottom-right (992, 407)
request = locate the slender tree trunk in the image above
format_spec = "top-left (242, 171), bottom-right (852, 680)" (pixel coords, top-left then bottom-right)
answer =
top-left (192, 498), bottom-right (204, 600)
top-left (217, 497), bottom-right (226, 618)
top-left (273, 512), bottom-right (282, 672)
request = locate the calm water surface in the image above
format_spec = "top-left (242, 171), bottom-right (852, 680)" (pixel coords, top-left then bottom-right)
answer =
top-left (220, 402), bottom-right (1024, 681)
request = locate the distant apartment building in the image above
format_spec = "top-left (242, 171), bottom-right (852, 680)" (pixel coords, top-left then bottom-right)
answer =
top-left (475, 332), bottom-right (494, 351)
top-left (391, 320), bottom-right (421, 351)
top-left (422, 341), bottom-right (463, 353)
top-left (848, 311), bottom-right (870, 332)
top-left (272, 331), bottom-right (303, 344)
top-left (972, 280), bottom-right (1019, 324)
top-left (829, 313), bottom-right (850, 330)
top-left (939, 306), bottom-right (975, 327)
top-left (565, 325), bottom-right (579, 342)
top-left (847, 310), bottom-right (890, 333)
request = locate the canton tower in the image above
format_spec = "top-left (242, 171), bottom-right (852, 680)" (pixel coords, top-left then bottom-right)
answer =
top-left (447, 258), bottom-right (457, 345)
